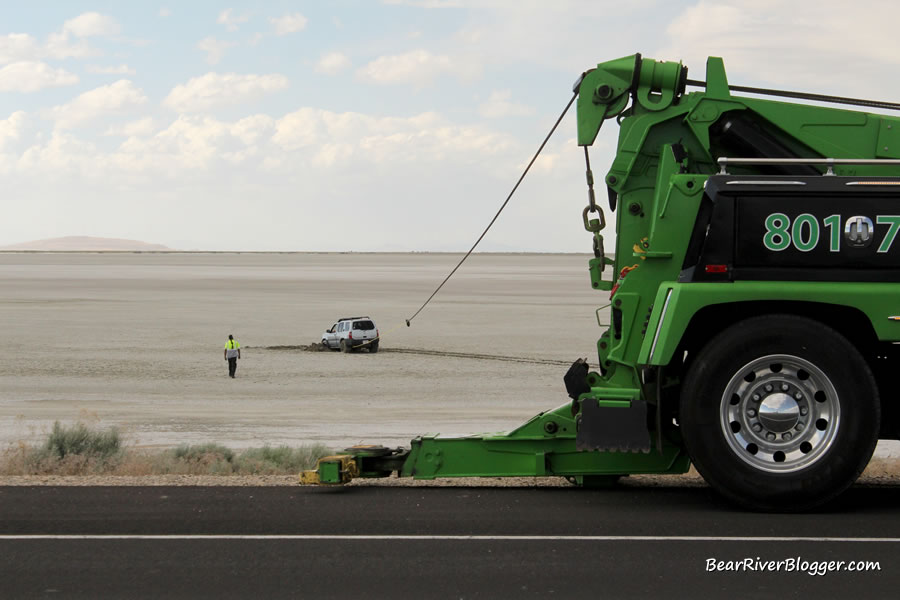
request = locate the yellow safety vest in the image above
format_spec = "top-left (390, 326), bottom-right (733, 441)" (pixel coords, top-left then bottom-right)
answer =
top-left (225, 340), bottom-right (240, 349)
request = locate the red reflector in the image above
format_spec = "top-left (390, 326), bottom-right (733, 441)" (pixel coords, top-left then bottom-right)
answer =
top-left (705, 264), bottom-right (728, 273)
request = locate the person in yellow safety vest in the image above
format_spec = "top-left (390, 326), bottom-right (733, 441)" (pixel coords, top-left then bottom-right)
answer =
top-left (224, 334), bottom-right (241, 378)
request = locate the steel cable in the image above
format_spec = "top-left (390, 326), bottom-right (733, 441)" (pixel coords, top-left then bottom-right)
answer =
top-left (405, 90), bottom-right (579, 326)
top-left (686, 79), bottom-right (900, 112)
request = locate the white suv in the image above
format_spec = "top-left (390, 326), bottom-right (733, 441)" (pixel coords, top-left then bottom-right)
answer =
top-left (322, 316), bottom-right (380, 353)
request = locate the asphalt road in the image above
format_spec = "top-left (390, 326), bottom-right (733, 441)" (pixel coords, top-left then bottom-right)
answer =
top-left (2, 484), bottom-right (899, 599)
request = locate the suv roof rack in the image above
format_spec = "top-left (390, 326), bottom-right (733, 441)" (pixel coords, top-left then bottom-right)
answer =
top-left (338, 316), bottom-right (370, 321)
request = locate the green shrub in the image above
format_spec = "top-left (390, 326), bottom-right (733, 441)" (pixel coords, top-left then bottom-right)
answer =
top-left (164, 443), bottom-right (237, 474)
top-left (171, 443), bottom-right (235, 463)
top-left (0, 424), bottom-right (334, 476)
top-left (0, 422), bottom-right (127, 475)
top-left (236, 444), bottom-right (331, 473)
top-left (45, 421), bottom-right (122, 460)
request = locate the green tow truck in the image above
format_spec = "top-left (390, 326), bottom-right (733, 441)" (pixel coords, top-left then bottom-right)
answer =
top-left (302, 54), bottom-right (900, 510)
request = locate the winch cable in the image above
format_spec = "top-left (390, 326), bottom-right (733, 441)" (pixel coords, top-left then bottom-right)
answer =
top-left (686, 79), bottom-right (900, 112)
top-left (405, 90), bottom-right (579, 327)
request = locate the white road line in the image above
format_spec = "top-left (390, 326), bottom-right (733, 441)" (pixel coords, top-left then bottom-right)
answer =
top-left (1, 535), bottom-right (898, 542)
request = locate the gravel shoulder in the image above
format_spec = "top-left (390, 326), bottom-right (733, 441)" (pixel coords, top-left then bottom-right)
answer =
top-left (3, 463), bottom-right (898, 487)
top-left (0, 473), bottom-right (697, 487)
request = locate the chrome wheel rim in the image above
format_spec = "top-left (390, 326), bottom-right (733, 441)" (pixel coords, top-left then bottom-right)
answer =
top-left (720, 354), bottom-right (840, 473)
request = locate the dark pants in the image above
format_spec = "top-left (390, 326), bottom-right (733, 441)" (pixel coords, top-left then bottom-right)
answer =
top-left (228, 357), bottom-right (238, 377)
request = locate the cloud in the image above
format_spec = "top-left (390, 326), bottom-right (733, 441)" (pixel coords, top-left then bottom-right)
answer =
top-left (0, 34), bottom-right (41, 64)
top-left (357, 49), bottom-right (458, 85)
top-left (1, 31), bottom-right (94, 63)
top-left (44, 12), bottom-right (121, 61)
top-left (230, 114), bottom-right (275, 145)
top-left (658, 0), bottom-right (900, 96)
top-left (163, 72), bottom-right (289, 112)
top-left (271, 108), bottom-right (320, 150)
top-left (0, 61), bottom-right (78, 92)
top-left (62, 12), bottom-right (121, 37)
top-left (217, 8), bottom-right (250, 31)
top-left (160, 119), bottom-right (238, 167)
top-left (1, 12), bottom-right (120, 65)
top-left (440, 2), bottom-right (661, 78)
top-left (50, 80), bottom-right (148, 129)
top-left (25, 105), bottom-right (515, 173)
top-left (44, 33), bottom-right (97, 60)
top-left (35, 105), bottom-right (512, 173)
top-left (18, 130), bottom-right (99, 174)
top-left (104, 117), bottom-right (156, 137)
top-left (272, 108), bottom-right (514, 166)
top-left (12, 115), bottom-right (268, 176)
top-left (159, 8), bottom-right (172, 18)
top-left (270, 13), bottom-right (308, 35)
top-left (197, 37), bottom-right (235, 65)
top-left (478, 90), bottom-right (535, 118)
top-left (382, 0), bottom-right (462, 7)
top-left (315, 52), bottom-right (350, 75)
top-left (116, 115), bottom-right (262, 171)
top-left (86, 64), bottom-right (136, 75)
top-left (0, 111), bottom-right (27, 149)
top-left (1, 103), bottom-right (568, 250)
top-left (27, 106), bottom-right (514, 175)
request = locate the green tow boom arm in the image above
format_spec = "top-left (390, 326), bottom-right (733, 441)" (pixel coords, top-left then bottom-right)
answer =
top-left (301, 54), bottom-right (900, 491)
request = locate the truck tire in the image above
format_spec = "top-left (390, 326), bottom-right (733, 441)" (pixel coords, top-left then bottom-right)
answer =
top-left (369, 340), bottom-right (379, 353)
top-left (679, 314), bottom-right (879, 511)
top-left (340, 340), bottom-right (350, 353)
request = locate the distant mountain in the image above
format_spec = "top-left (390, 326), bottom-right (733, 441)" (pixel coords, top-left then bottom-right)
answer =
top-left (0, 236), bottom-right (173, 251)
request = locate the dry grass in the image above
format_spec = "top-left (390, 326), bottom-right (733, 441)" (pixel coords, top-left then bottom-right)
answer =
top-left (2, 422), bottom-right (899, 486)
top-left (0, 422), bottom-right (332, 477)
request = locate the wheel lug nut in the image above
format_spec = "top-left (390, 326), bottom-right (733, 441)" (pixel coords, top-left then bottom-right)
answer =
top-left (752, 394), bottom-right (761, 402)
top-left (764, 384), bottom-right (773, 392)
top-left (766, 432), bottom-right (776, 441)
top-left (800, 407), bottom-right (808, 416)
top-left (796, 423), bottom-right (805, 431)
top-left (748, 409), bottom-right (757, 417)
top-left (752, 423), bottom-right (763, 433)
top-left (794, 392), bottom-right (803, 400)
top-left (781, 383), bottom-right (789, 392)
top-left (783, 432), bottom-right (792, 441)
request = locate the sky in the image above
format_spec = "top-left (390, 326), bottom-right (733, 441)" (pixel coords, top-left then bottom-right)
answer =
top-left (3, 0), bottom-right (900, 251)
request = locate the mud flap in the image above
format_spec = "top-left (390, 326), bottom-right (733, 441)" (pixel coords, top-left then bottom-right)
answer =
top-left (576, 398), bottom-right (651, 453)
top-left (564, 358), bottom-right (591, 416)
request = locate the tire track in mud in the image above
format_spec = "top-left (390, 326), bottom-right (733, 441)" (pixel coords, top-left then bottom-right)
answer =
top-left (253, 344), bottom-right (571, 366)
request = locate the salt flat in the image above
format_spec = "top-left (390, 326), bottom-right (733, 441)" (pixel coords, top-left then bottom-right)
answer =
top-left (1, 252), bottom-right (896, 460)
top-left (0, 252), bottom-right (602, 450)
